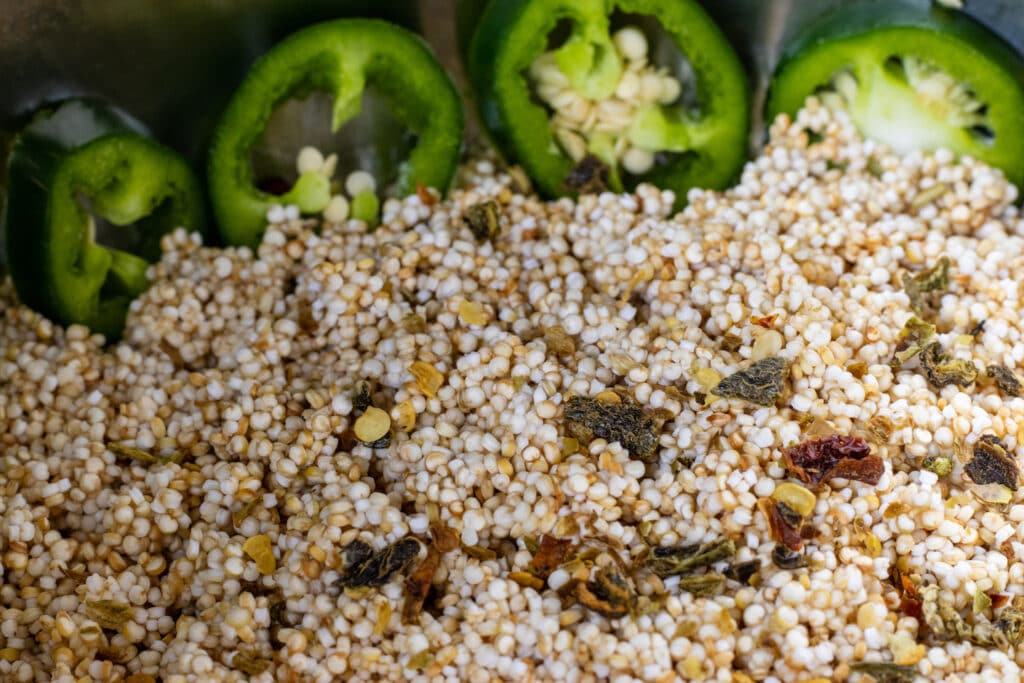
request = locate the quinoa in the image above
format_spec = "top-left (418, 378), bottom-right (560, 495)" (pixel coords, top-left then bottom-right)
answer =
top-left (4, 99), bottom-right (1024, 682)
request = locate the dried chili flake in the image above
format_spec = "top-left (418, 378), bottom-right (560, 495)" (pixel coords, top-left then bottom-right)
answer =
top-left (849, 662), bottom-right (917, 683)
top-left (644, 538), bottom-right (735, 578)
top-left (758, 498), bottom-right (803, 551)
top-left (575, 566), bottom-right (634, 618)
top-left (415, 182), bottom-right (438, 206)
top-left (902, 255), bottom-right (950, 318)
top-left (889, 316), bottom-right (936, 367)
top-left (339, 538), bottom-right (422, 589)
top-left (564, 395), bottom-right (658, 462)
top-left (564, 155), bottom-right (610, 195)
top-left (964, 434), bottom-right (1019, 490)
top-left (751, 314), bottom-right (778, 328)
top-left (987, 365), bottom-right (1022, 397)
top-left (919, 342), bottom-right (978, 388)
top-left (430, 521), bottom-right (460, 553)
top-left (403, 545), bottom-right (441, 623)
top-left (711, 356), bottom-right (788, 407)
top-left (782, 434), bottom-right (883, 486)
top-left (528, 534), bottom-right (574, 580)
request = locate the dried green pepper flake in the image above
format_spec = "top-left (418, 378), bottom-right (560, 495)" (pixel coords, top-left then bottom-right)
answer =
top-left (720, 333), bottom-right (743, 353)
top-left (889, 316), bottom-right (936, 367)
top-left (725, 560), bottom-right (761, 586)
top-left (987, 365), bottom-right (1022, 397)
top-left (919, 342), bottom-right (978, 388)
top-left (905, 255), bottom-right (950, 321)
top-left (464, 200), bottom-right (501, 242)
top-left (921, 455), bottom-right (953, 477)
top-left (909, 182), bottom-right (949, 211)
top-left (849, 661), bottom-right (918, 683)
top-left (974, 590), bottom-right (993, 615)
top-left (85, 599), bottom-right (133, 630)
top-left (676, 573), bottom-right (726, 596)
top-left (543, 325), bottom-right (577, 357)
top-left (339, 538), bottom-right (422, 588)
top-left (575, 566), bottom-right (635, 618)
top-left (711, 356), bottom-right (789, 406)
top-left (564, 395), bottom-right (658, 462)
top-left (229, 649), bottom-right (272, 676)
top-left (771, 543), bottom-right (807, 570)
top-left (407, 650), bottom-right (434, 670)
top-left (921, 584), bottom-right (1024, 649)
top-left (964, 434), bottom-right (1019, 490)
top-left (107, 442), bottom-right (186, 467)
top-left (644, 539), bottom-right (736, 578)
top-left (867, 157), bottom-right (884, 178)
top-left (564, 154), bottom-right (610, 195)
top-left (402, 313), bottom-right (427, 333)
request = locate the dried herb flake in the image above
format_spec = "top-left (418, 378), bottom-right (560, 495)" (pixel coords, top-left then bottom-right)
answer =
top-left (340, 538), bottom-right (422, 589)
top-left (711, 356), bottom-right (789, 407)
top-left (529, 534), bottom-right (574, 580)
top-left (565, 155), bottom-right (610, 195)
top-left (849, 661), bottom-right (918, 683)
top-left (575, 566), bottom-right (634, 618)
top-left (964, 434), bottom-right (1019, 490)
top-left (889, 316), bottom-right (935, 367)
top-left (85, 600), bottom-right (133, 630)
top-left (919, 342), bottom-right (978, 388)
top-left (902, 255), bottom-right (949, 318)
top-left (987, 365), bottom-right (1022, 397)
top-left (564, 395), bottom-right (658, 462)
top-left (464, 200), bottom-right (500, 242)
top-left (645, 539), bottom-right (735, 578)
top-left (676, 573), bottom-right (726, 596)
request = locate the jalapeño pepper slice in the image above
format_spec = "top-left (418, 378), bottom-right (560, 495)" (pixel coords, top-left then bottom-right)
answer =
top-left (467, 0), bottom-right (749, 205)
top-left (3, 98), bottom-right (206, 339)
top-left (767, 0), bottom-right (1024, 186)
top-left (208, 18), bottom-right (464, 248)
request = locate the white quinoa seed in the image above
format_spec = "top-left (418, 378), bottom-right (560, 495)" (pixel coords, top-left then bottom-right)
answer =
top-left (2, 100), bottom-right (1024, 681)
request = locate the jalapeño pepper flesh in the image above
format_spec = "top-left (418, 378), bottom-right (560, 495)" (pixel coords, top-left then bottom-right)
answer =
top-left (3, 98), bottom-right (206, 339)
top-left (468, 0), bottom-right (749, 205)
top-left (208, 18), bottom-right (464, 248)
top-left (767, 0), bottom-right (1024, 186)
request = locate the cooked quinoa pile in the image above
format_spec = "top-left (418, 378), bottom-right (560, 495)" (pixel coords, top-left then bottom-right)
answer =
top-left (6, 101), bottom-right (1024, 683)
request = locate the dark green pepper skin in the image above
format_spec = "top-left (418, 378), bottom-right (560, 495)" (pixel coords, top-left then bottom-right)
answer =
top-left (467, 0), bottom-right (750, 206)
top-left (208, 18), bottom-right (464, 249)
top-left (3, 98), bottom-right (206, 339)
top-left (767, 0), bottom-right (1024, 187)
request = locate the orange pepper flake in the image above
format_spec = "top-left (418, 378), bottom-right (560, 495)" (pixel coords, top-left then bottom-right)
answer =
top-left (416, 183), bottom-right (438, 206)
top-left (751, 314), bottom-right (778, 328)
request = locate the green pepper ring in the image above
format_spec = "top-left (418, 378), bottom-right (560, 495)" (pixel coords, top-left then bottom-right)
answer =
top-left (4, 98), bottom-right (206, 340)
top-left (767, 0), bottom-right (1024, 187)
top-left (208, 18), bottom-right (464, 249)
top-left (468, 0), bottom-right (750, 206)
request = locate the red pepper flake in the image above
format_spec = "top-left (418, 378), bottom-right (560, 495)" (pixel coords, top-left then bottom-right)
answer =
top-left (893, 570), bottom-right (922, 619)
top-left (757, 498), bottom-right (803, 551)
top-left (528, 534), bottom-right (573, 580)
top-left (782, 434), bottom-right (883, 487)
top-left (416, 182), bottom-right (438, 206)
top-left (751, 314), bottom-right (778, 328)
top-left (992, 593), bottom-right (1010, 610)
